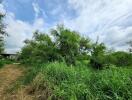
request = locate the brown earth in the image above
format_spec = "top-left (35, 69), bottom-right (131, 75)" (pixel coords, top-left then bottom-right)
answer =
top-left (0, 64), bottom-right (32, 100)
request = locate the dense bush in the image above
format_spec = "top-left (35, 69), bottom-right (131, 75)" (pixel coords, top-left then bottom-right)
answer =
top-left (108, 51), bottom-right (132, 67)
top-left (90, 43), bottom-right (107, 69)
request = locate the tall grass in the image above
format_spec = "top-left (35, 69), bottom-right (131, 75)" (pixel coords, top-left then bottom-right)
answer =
top-left (29, 62), bottom-right (132, 100)
top-left (12, 62), bottom-right (131, 100)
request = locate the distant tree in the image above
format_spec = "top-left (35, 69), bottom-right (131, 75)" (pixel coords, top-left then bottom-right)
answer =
top-left (127, 40), bottom-right (132, 53)
top-left (109, 51), bottom-right (132, 67)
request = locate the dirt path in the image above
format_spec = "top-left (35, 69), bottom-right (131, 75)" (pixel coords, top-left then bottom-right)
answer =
top-left (0, 64), bottom-right (23, 99)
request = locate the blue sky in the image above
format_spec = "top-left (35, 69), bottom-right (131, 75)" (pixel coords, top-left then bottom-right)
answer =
top-left (0, 0), bottom-right (132, 53)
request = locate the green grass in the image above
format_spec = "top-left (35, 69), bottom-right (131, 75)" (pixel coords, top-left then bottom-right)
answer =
top-left (0, 59), bottom-right (14, 68)
top-left (28, 62), bottom-right (132, 100)
top-left (10, 62), bottom-right (132, 100)
top-left (0, 60), bottom-right (4, 68)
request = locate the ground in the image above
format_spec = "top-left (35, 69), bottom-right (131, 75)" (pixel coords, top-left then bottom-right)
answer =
top-left (0, 64), bottom-right (31, 100)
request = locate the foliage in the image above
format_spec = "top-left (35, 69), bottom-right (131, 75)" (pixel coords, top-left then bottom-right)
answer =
top-left (108, 51), bottom-right (132, 67)
top-left (127, 40), bottom-right (132, 53)
top-left (0, 13), bottom-right (5, 53)
top-left (0, 59), bottom-right (13, 68)
top-left (20, 31), bottom-right (58, 64)
top-left (20, 25), bottom-right (132, 69)
top-left (0, 60), bottom-right (4, 68)
top-left (0, 0), bottom-right (7, 53)
top-left (90, 42), bottom-right (107, 69)
top-left (89, 67), bottom-right (132, 99)
top-left (27, 62), bottom-right (132, 100)
top-left (20, 25), bottom-right (91, 66)
top-left (51, 25), bottom-right (82, 65)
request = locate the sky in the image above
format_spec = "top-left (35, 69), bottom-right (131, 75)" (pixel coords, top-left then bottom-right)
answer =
top-left (0, 0), bottom-right (132, 53)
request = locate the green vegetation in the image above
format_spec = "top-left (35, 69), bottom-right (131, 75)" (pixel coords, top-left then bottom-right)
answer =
top-left (16, 25), bottom-right (132, 100)
top-left (0, 2), bottom-right (8, 68)
top-left (0, 59), bottom-right (14, 68)
top-left (16, 62), bottom-right (131, 100)
top-left (0, 1), bottom-right (132, 98)
top-left (0, 60), bottom-right (4, 68)
top-left (43, 63), bottom-right (131, 100)
top-left (0, 11), bottom-right (6, 53)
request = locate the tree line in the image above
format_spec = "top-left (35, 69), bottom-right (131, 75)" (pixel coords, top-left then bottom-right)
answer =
top-left (0, 1), bottom-right (131, 69)
top-left (19, 25), bottom-right (132, 69)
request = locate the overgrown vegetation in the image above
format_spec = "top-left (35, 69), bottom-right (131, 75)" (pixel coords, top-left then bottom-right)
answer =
top-left (16, 25), bottom-right (132, 100)
top-left (20, 25), bottom-right (132, 68)
top-left (0, 0), bottom-right (132, 99)
top-left (0, 4), bottom-right (8, 68)
top-left (43, 62), bottom-right (132, 100)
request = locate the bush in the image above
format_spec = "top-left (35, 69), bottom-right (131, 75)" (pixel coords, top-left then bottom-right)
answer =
top-left (0, 60), bottom-right (4, 68)
top-left (90, 43), bottom-right (106, 69)
top-left (109, 51), bottom-right (132, 67)
top-left (0, 59), bottom-right (13, 68)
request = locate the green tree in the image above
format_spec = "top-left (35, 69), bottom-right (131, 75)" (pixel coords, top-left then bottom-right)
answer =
top-left (127, 40), bottom-right (132, 53)
top-left (0, 13), bottom-right (6, 53)
top-left (77, 36), bottom-right (92, 64)
top-left (109, 51), bottom-right (132, 67)
top-left (90, 42), bottom-right (106, 69)
top-left (0, 0), bottom-right (7, 53)
top-left (51, 25), bottom-right (81, 65)
top-left (20, 25), bottom-right (93, 65)
top-left (20, 31), bottom-right (58, 64)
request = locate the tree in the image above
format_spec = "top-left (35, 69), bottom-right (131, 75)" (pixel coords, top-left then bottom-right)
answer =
top-left (127, 40), bottom-right (132, 53)
top-left (20, 31), bottom-right (58, 64)
top-left (51, 25), bottom-right (81, 65)
top-left (20, 25), bottom-right (93, 65)
top-left (0, 1), bottom-right (6, 53)
top-left (109, 51), bottom-right (132, 67)
top-left (90, 42), bottom-right (106, 69)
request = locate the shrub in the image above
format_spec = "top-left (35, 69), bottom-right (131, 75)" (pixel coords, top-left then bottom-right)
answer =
top-left (109, 51), bottom-right (132, 67)
top-left (0, 60), bottom-right (4, 68)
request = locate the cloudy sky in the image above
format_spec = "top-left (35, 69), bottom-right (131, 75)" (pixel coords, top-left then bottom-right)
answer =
top-left (0, 0), bottom-right (132, 53)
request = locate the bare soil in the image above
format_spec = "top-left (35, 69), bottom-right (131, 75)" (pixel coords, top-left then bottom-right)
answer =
top-left (0, 64), bottom-right (32, 100)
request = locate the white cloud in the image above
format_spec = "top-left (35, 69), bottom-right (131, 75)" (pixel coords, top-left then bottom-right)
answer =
top-left (2, 0), bottom-right (132, 53)
top-left (32, 2), bottom-right (40, 18)
top-left (64, 0), bottom-right (132, 51)
top-left (32, 2), bottom-right (47, 19)
top-left (0, 3), bottom-right (6, 14)
top-left (4, 12), bottom-right (46, 53)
